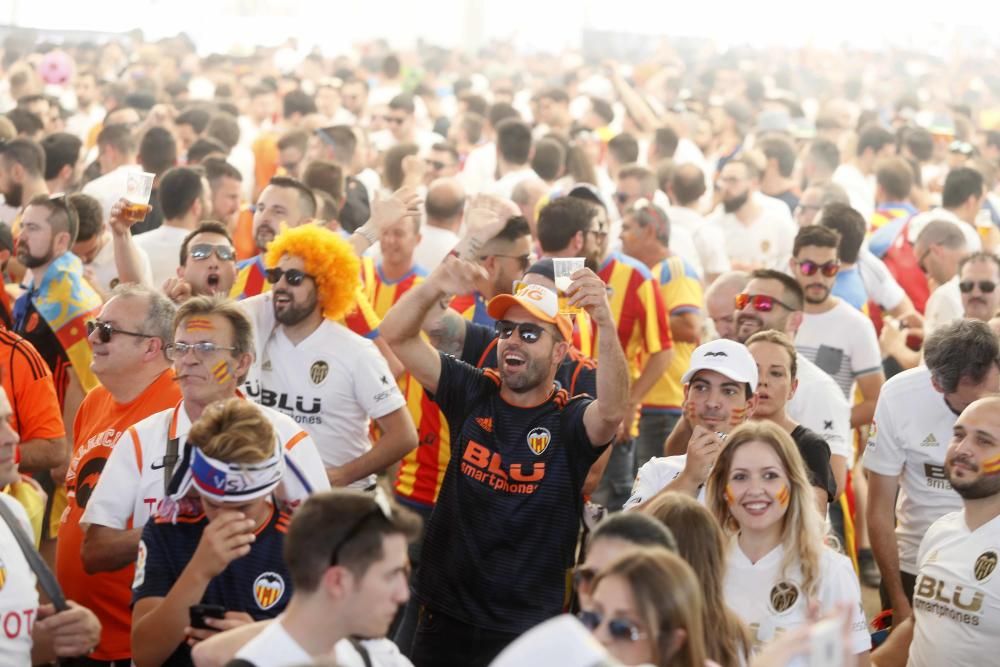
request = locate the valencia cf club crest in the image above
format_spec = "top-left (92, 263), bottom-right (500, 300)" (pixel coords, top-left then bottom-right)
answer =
top-left (310, 360), bottom-right (329, 385)
top-left (769, 581), bottom-right (799, 614)
top-left (527, 427), bottom-right (551, 456)
top-left (975, 551), bottom-right (998, 582)
top-left (253, 572), bottom-right (286, 610)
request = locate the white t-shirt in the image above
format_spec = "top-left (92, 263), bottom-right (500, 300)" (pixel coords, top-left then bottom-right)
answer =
top-left (788, 354), bottom-right (853, 462)
top-left (80, 399), bottom-right (330, 530)
top-left (857, 246), bottom-right (906, 311)
top-left (413, 225), bottom-right (459, 271)
top-left (795, 299), bottom-right (883, 398)
top-left (924, 276), bottom-right (963, 336)
top-left (0, 494), bottom-right (39, 667)
top-left (87, 232), bottom-right (154, 293)
top-left (460, 142), bottom-right (497, 196)
top-left (862, 366), bottom-right (964, 574)
top-left (833, 163), bottom-right (875, 221)
top-left (237, 618), bottom-right (413, 667)
top-left (908, 510), bottom-right (1000, 667)
top-left (724, 540), bottom-right (869, 658)
top-left (709, 195), bottom-right (798, 271)
top-left (489, 167), bottom-right (538, 201)
top-left (81, 164), bottom-right (143, 225)
top-left (624, 454), bottom-right (706, 510)
top-left (133, 224), bottom-right (191, 290)
top-left (906, 207), bottom-right (982, 254)
top-left (241, 294), bottom-right (407, 489)
top-left (666, 206), bottom-right (731, 277)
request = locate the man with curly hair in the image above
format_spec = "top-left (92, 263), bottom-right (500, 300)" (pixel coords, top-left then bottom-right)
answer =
top-left (241, 224), bottom-right (418, 490)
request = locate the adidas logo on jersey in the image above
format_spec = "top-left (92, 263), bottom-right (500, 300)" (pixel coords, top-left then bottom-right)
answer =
top-left (920, 433), bottom-right (939, 447)
top-left (476, 417), bottom-right (493, 432)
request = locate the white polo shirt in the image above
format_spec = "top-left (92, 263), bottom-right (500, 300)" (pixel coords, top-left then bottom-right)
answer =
top-left (862, 366), bottom-right (964, 574)
top-left (724, 540), bottom-right (869, 658)
top-left (241, 294), bottom-right (407, 490)
top-left (908, 510), bottom-right (1000, 667)
top-left (81, 399), bottom-right (329, 530)
top-left (788, 354), bottom-right (853, 463)
top-left (0, 494), bottom-right (38, 667)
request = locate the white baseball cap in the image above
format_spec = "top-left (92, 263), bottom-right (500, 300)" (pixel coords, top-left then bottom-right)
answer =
top-left (681, 339), bottom-right (758, 392)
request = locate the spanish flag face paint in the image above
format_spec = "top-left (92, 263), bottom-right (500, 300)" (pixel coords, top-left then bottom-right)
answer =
top-left (729, 406), bottom-right (748, 427)
top-left (212, 360), bottom-right (231, 385)
top-left (982, 453), bottom-right (1000, 475)
top-left (776, 485), bottom-right (790, 507)
top-left (185, 318), bottom-right (215, 333)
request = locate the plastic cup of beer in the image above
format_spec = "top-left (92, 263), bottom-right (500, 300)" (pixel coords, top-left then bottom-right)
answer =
top-left (122, 171), bottom-right (155, 223)
top-left (552, 257), bottom-right (585, 315)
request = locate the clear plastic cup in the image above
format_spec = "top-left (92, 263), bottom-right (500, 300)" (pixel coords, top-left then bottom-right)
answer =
top-left (121, 171), bottom-right (155, 222)
top-left (552, 257), bottom-right (585, 315)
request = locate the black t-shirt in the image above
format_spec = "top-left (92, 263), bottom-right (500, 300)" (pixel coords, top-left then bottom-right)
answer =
top-left (416, 353), bottom-right (607, 633)
top-left (790, 424), bottom-right (835, 502)
top-left (461, 321), bottom-right (598, 397)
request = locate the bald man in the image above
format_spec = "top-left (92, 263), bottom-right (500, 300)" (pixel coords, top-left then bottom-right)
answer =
top-left (705, 271), bottom-right (750, 340)
top-left (417, 177), bottom-right (466, 270)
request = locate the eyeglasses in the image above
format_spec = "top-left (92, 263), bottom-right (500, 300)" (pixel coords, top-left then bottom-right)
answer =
top-left (330, 487), bottom-right (393, 565)
top-left (794, 259), bottom-right (840, 277)
top-left (164, 341), bottom-right (238, 361)
top-left (265, 267), bottom-right (314, 286)
top-left (482, 253), bottom-right (531, 269)
top-left (959, 280), bottom-right (997, 294)
top-left (188, 244), bottom-right (235, 262)
top-left (735, 293), bottom-right (796, 313)
top-left (87, 320), bottom-right (154, 344)
top-left (577, 610), bottom-right (647, 642)
top-left (495, 320), bottom-right (549, 344)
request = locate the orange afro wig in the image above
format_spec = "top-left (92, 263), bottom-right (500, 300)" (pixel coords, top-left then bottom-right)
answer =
top-left (265, 224), bottom-right (360, 321)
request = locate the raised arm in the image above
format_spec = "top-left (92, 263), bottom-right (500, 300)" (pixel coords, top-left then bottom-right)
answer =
top-left (348, 187), bottom-right (422, 257)
top-left (109, 198), bottom-right (153, 287)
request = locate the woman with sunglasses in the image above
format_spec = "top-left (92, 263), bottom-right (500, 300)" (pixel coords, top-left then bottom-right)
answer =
top-left (706, 422), bottom-right (870, 665)
top-left (647, 492), bottom-right (750, 667)
top-left (580, 547), bottom-right (712, 667)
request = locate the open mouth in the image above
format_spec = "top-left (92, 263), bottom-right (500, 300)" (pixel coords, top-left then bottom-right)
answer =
top-left (274, 292), bottom-right (292, 307)
top-left (503, 352), bottom-right (526, 369)
top-left (206, 273), bottom-right (220, 289)
top-left (742, 500), bottom-right (771, 515)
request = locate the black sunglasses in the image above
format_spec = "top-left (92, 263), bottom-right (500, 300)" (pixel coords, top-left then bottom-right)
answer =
top-left (330, 488), bottom-right (393, 565)
top-left (495, 320), bottom-right (549, 344)
top-left (959, 280), bottom-right (997, 294)
top-left (265, 267), bottom-right (314, 287)
top-left (87, 320), bottom-right (154, 344)
top-left (189, 243), bottom-right (235, 262)
top-left (577, 610), bottom-right (647, 642)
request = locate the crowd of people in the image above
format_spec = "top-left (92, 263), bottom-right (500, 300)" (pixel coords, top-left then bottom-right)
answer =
top-left (0, 27), bottom-right (999, 667)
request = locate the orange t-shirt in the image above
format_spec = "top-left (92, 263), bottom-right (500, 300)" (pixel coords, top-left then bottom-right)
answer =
top-left (233, 205), bottom-right (256, 261)
top-left (0, 328), bottom-right (65, 442)
top-left (55, 369), bottom-right (181, 661)
top-left (252, 132), bottom-right (279, 198)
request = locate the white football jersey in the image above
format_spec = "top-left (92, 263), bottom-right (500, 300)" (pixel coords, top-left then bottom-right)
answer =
top-left (908, 510), bottom-right (1000, 667)
top-left (788, 354), bottom-right (852, 462)
top-left (862, 366), bottom-right (963, 574)
top-left (723, 540), bottom-right (869, 660)
top-left (241, 294), bottom-right (406, 490)
top-left (623, 454), bottom-right (706, 510)
top-left (0, 495), bottom-right (39, 666)
top-left (81, 399), bottom-right (329, 530)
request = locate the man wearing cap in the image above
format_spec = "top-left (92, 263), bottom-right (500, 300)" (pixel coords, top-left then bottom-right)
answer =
top-left (382, 256), bottom-right (628, 666)
top-left (623, 338), bottom-right (758, 509)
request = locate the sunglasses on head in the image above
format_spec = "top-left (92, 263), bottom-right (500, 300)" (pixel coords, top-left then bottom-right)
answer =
top-left (735, 293), bottom-right (796, 312)
top-left (495, 320), bottom-right (548, 344)
top-left (795, 259), bottom-right (840, 277)
top-left (265, 267), bottom-right (314, 286)
top-left (959, 280), bottom-right (997, 294)
top-left (577, 610), bottom-right (647, 642)
top-left (189, 244), bottom-right (235, 262)
top-left (87, 320), bottom-right (154, 344)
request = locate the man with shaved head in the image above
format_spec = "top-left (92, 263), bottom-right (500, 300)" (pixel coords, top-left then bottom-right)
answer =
top-left (916, 219), bottom-right (970, 335)
top-left (417, 177), bottom-right (465, 270)
top-left (511, 177), bottom-right (548, 238)
top-left (704, 270), bottom-right (749, 340)
top-left (666, 162), bottom-right (730, 282)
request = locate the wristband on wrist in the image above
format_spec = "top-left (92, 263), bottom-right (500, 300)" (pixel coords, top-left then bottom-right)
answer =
top-left (354, 224), bottom-right (378, 245)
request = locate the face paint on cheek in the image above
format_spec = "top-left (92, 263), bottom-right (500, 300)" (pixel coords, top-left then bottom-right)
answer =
top-left (684, 401), bottom-right (697, 421)
top-left (211, 360), bottom-right (231, 385)
top-left (725, 484), bottom-right (737, 506)
top-left (776, 485), bottom-right (790, 507)
top-left (185, 318), bottom-right (215, 333)
top-left (982, 453), bottom-right (1000, 475)
top-left (729, 406), bottom-right (747, 427)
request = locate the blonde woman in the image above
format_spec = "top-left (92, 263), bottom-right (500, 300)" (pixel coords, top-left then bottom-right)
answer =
top-left (580, 546), bottom-right (712, 667)
top-left (706, 421), bottom-right (870, 665)
top-left (647, 492), bottom-right (751, 667)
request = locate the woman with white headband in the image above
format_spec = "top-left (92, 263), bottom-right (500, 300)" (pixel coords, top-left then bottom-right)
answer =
top-left (130, 397), bottom-right (292, 667)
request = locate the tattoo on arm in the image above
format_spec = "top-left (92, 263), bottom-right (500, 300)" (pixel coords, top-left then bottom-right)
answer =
top-left (428, 310), bottom-right (466, 356)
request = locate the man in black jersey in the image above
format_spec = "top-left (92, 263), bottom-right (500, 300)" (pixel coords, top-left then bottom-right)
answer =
top-left (382, 257), bottom-right (629, 667)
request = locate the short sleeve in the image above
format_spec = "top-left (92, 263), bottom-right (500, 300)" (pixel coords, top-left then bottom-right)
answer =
top-left (660, 259), bottom-right (704, 315)
top-left (343, 289), bottom-right (382, 339)
top-left (80, 427), bottom-right (140, 529)
top-left (862, 397), bottom-right (905, 476)
top-left (282, 430), bottom-right (332, 498)
top-left (623, 458), bottom-right (675, 511)
top-left (351, 341), bottom-right (406, 420)
top-left (794, 428), bottom-right (835, 502)
top-left (428, 352), bottom-right (494, 419)
top-left (460, 321), bottom-right (496, 367)
top-left (788, 376), bottom-right (852, 461)
top-left (637, 276), bottom-right (673, 354)
top-left (821, 552), bottom-right (871, 655)
top-left (131, 523), bottom-right (176, 603)
top-left (10, 342), bottom-right (65, 440)
top-left (850, 315), bottom-right (884, 377)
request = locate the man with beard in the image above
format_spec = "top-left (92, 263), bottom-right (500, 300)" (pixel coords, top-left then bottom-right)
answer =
top-left (12, 194), bottom-right (101, 563)
top-left (241, 224), bottom-right (417, 489)
top-left (790, 225), bottom-right (884, 428)
top-left (865, 320), bottom-right (1000, 625)
top-left (158, 221), bottom-right (239, 304)
top-left (958, 252), bottom-right (1000, 323)
top-left (381, 261), bottom-right (627, 667)
top-left (0, 138), bottom-right (49, 223)
top-left (710, 155), bottom-right (797, 271)
top-left (538, 195), bottom-right (672, 510)
top-left (873, 395), bottom-right (1000, 666)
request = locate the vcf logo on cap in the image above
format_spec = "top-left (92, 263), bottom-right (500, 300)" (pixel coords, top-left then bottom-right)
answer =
top-left (681, 339), bottom-right (759, 392)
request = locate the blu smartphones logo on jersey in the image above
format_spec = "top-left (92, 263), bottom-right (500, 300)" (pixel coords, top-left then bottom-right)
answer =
top-left (254, 572), bottom-right (286, 610)
top-left (923, 463), bottom-right (953, 490)
top-left (245, 385), bottom-right (322, 423)
top-left (461, 440), bottom-right (545, 495)
top-left (913, 573), bottom-right (985, 626)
